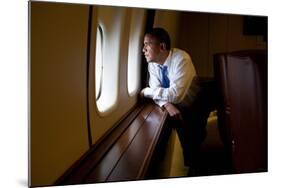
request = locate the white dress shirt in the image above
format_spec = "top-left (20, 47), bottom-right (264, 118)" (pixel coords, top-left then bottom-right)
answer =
top-left (143, 48), bottom-right (199, 107)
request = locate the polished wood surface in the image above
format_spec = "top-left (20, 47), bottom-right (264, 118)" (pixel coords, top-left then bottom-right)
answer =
top-left (57, 105), bottom-right (145, 184)
top-left (84, 104), bottom-right (155, 182)
top-left (56, 102), bottom-right (168, 185)
top-left (107, 106), bottom-right (167, 181)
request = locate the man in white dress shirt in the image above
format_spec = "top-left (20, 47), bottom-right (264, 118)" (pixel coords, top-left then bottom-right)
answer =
top-left (140, 28), bottom-right (202, 167)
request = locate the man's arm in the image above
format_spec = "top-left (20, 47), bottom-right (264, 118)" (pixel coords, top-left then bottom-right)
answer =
top-left (141, 89), bottom-right (181, 119)
top-left (140, 64), bottom-right (169, 106)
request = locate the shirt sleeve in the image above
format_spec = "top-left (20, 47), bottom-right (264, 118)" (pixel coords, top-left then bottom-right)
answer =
top-left (143, 64), bottom-right (168, 107)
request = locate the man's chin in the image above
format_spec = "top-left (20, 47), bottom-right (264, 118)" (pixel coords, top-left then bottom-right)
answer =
top-left (146, 58), bottom-right (152, 63)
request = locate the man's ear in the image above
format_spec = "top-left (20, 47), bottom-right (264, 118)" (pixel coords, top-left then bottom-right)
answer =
top-left (160, 42), bottom-right (166, 50)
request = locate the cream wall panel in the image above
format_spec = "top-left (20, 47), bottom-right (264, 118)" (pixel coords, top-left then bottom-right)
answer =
top-left (227, 15), bottom-right (267, 52)
top-left (89, 7), bottom-right (145, 144)
top-left (208, 14), bottom-right (228, 77)
top-left (154, 10), bottom-right (181, 47)
top-left (179, 12), bottom-right (267, 78)
top-left (30, 2), bottom-right (89, 186)
top-left (178, 12), bottom-right (209, 77)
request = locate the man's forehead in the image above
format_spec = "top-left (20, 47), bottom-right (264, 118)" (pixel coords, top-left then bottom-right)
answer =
top-left (144, 34), bottom-right (157, 42)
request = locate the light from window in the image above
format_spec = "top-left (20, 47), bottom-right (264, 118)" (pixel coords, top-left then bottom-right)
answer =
top-left (95, 25), bottom-right (103, 100)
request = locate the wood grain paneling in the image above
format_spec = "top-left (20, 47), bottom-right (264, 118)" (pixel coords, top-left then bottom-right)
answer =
top-left (56, 103), bottom-right (168, 185)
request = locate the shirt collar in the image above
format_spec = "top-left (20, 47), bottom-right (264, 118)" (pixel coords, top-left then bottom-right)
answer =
top-left (163, 49), bottom-right (172, 67)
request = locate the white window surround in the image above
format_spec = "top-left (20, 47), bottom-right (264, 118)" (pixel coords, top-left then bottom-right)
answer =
top-left (95, 7), bottom-right (125, 115)
top-left (127, 9), bottom-right (146, 96)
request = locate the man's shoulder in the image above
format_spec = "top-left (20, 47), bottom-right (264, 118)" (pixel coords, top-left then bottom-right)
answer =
top-left (172, 48), bottom-right (186, 54)
top-left (171, 48), bottom-right (191, 61)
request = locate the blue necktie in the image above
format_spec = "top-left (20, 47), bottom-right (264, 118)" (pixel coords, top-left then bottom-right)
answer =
top-left (159, 65), bottom-right (170, 88)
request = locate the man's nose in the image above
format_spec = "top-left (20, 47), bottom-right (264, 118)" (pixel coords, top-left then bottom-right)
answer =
top-left (142, 46), bottom-right (146, 53)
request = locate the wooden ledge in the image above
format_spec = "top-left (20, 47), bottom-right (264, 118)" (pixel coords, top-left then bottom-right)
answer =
top-left (56, 102), bottom-right (168, 185)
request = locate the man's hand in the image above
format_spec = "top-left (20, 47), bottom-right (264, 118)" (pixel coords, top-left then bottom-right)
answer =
top-left (164, 102), bottom-right (182, 120)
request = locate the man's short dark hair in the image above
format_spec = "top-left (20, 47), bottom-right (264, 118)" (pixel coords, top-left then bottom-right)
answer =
top-left (145, 28), bottom-right (171, 50)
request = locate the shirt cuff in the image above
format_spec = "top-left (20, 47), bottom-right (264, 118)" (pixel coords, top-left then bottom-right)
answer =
top-left (154, 100), bottom-right (168, 107)
top-left (143, 87), bottom-right (154, 98)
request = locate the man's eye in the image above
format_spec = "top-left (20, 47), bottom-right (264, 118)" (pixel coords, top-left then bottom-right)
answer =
top-left (144, 42), bottom-right (152, 47)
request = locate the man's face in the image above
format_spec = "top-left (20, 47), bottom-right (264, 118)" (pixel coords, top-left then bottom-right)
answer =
top-left (142, 34), bottom-right (161, 63)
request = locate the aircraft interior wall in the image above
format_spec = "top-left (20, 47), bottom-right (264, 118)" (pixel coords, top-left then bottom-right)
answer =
top-left (30, 3), bottom-right (146, 186)
top-left (30, 2), bottom-right (90, 186)
top-left (30, 2), bottom-right (267, 186)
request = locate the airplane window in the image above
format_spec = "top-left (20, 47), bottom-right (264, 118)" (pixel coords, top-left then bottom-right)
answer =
top-left (127, 9), bottom-right (145, 96)
top-left (95, 7), bottom-right (124, 114)
top-left (95, 25), bottom-right (103, 100)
